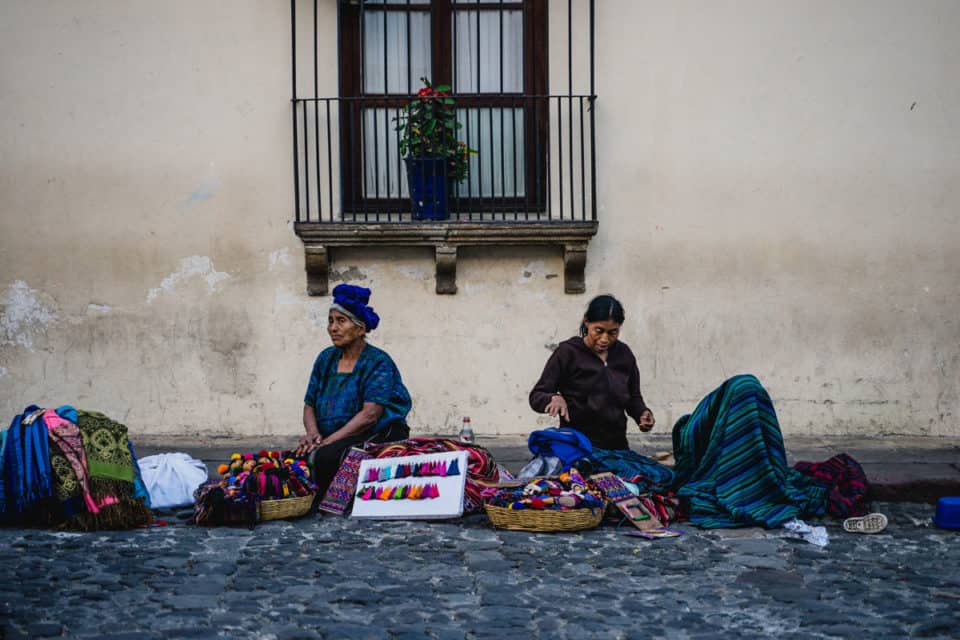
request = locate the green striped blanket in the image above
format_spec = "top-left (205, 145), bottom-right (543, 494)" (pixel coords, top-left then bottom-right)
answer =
top-left (672, 374), bottom-right (827, 528)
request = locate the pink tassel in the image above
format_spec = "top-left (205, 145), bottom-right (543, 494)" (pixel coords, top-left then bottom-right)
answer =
top-left (83, 494), bottom-right (100, 514)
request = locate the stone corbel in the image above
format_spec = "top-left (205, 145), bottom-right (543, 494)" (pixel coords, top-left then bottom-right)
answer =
top-left (563, 244), bottom-right (588, 294)
top-left (435, 245), bottom-right (458, 295)
top-left (304, 244), bottom-right (329, 296)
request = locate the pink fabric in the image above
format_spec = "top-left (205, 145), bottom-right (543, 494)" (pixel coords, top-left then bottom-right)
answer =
top-left (43, 409), bottom-right (99, 514)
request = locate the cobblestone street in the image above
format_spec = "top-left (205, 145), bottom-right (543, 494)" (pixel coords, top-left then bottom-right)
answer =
top-left (2, 502), bottom-right (958, 639)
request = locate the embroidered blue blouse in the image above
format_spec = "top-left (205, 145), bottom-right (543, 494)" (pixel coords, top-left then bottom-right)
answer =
top-left (303, 343), bottom-right (412, 437)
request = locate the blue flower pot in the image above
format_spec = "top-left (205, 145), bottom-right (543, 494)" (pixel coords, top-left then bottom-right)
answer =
top-left (405, 157), bottom-right (451, 221)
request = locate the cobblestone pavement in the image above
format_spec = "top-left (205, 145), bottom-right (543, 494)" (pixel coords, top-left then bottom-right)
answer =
top-left (2, 502), bottom-right (958, 640)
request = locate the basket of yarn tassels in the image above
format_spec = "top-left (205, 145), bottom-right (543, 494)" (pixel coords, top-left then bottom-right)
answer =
top-left (215, 451), bottom-right (317, 522)
top-left (482, 468), bottom-right (606, 533)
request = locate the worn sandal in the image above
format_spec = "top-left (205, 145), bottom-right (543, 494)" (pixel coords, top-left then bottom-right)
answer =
top-left (842, 512), bottom-right (888, 534)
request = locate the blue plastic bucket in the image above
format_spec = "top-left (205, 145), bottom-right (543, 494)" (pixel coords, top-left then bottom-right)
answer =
top-left (934, 496), bottom-right (960, 530)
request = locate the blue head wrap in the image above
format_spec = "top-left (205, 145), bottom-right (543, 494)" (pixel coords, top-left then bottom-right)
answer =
top-left (330, 284), bottom-right (380, 331)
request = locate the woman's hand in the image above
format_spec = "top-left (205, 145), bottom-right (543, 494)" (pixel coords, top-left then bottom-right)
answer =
top-left (295, 433), bottom-right (324, 457)
top-left (638, 408), bottom-right (655, 432)
top-left (545, 394), bottom-right (569, 421)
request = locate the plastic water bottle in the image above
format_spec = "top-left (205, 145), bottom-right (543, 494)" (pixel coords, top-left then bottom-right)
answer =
top-left (459, 416), bottom-right (475, 444)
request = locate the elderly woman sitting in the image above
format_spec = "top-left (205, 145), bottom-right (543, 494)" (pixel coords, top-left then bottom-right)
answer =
top-left (295, 284), bottom-right (412, 498)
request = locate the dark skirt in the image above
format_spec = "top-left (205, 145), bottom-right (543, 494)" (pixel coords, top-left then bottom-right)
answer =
top-left (306, 422), bottom-right (410, 498)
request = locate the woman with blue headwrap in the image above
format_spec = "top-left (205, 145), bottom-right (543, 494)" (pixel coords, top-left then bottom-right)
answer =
top-left (296, 284), bottom-right (412, 497)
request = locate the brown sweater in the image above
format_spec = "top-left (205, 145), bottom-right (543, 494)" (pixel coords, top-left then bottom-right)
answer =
top-left (529, 337), bottom-right (648, 450)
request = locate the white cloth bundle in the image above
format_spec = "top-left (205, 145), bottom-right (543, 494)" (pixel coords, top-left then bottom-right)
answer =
top-left (138, 452), bottom-right (210, 509)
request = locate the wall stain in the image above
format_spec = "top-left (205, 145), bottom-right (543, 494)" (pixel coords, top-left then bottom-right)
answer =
top-left (178, 176), bottom-right (220, 213)
top-left (330, 266), bottom-right (368, 283)
top-left (0, 280), bottom-right (58, 350)
top-left (147, 256), bottom-right (231, 304)
top-left (194, 307), bottom-right (256, 397)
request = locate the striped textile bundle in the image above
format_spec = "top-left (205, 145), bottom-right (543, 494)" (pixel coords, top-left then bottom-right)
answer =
top-left (672, 374), bottom-right (827, 529)
top-left (793, 453), bottom-right (869, 518)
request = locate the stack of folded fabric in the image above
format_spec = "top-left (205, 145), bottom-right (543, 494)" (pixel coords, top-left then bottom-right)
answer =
top-left (1, 405), bottom-right (152, 531)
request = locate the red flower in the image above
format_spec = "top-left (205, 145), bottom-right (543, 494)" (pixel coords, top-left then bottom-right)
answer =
top-left (417, 87), bottom-right (434, 98)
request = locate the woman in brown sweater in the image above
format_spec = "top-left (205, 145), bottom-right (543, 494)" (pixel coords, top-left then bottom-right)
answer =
top-left (529, 294), bottom-right (655, 450)
top-left (528, 294), bottom-right (676, 492)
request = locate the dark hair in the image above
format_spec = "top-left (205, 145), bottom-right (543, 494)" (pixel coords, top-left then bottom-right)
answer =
top-left (580, 294), bottom-right (625, 336)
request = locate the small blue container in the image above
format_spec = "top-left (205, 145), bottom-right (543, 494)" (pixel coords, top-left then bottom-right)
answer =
top-left (934, 496), bottom-right (960, 530)
top-left (405, 157), bottom-right (450, 221)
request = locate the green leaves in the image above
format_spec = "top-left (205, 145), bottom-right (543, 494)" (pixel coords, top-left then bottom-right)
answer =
top-left (392, 78), bottom-right (478, 183)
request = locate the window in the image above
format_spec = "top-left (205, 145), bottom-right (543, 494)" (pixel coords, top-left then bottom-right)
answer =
top-left (292, 0), bottom-right (599, 294)
top-left (338, 0), bottom-right (548, 215)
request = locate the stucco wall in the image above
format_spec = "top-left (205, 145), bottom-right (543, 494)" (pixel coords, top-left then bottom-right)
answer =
top-left (1, 0), bottom-right (957, 439)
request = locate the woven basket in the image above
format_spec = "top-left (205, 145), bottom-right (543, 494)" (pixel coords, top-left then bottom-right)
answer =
top-left (258, 494), bottom-right (314, 521)
top-left (484, 504), bottom-right (604, 533)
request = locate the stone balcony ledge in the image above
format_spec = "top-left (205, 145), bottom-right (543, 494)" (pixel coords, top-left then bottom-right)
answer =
top-left (294, 221), bottom-right (598, 295)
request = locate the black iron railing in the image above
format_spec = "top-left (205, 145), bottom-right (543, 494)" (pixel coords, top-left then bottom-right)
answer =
top-left (291, 0), bottom-right (597, 225)
top-left (292, 93), bottom-right (596, 223)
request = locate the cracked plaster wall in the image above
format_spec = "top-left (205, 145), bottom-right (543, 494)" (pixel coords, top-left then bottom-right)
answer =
top-left (0, 0), bottom-right (957, 438)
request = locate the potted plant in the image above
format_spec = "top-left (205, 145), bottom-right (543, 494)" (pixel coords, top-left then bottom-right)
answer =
top-left (394, 78), bottom-right (476, 220)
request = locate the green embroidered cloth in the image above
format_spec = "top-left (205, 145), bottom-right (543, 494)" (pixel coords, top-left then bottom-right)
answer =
top-left (77, 410), bottom-right (136, 483)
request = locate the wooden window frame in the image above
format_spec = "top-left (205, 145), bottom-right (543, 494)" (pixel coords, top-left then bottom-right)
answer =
top-left (338, 0), bottom-right (549, 216)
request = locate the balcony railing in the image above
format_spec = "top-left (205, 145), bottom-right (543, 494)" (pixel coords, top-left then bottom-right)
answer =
top-left (291, 0), bottom-right (598, 225)
top-left (292, 92), bottom-right (597, 223)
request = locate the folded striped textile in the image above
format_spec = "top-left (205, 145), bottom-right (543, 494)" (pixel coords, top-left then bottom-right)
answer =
top-left (318, 447), bottom-right (371, 515)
